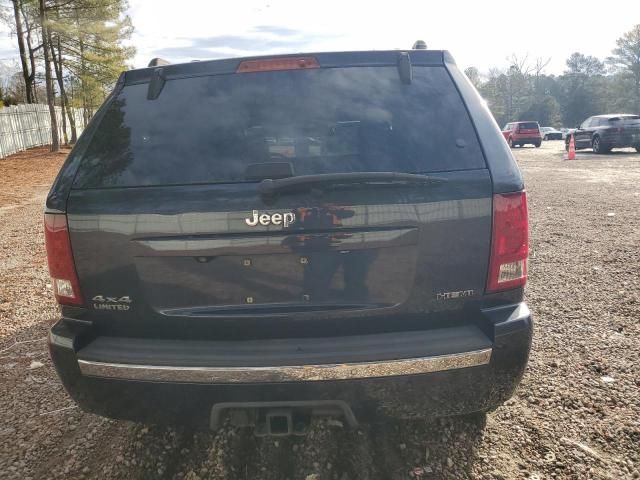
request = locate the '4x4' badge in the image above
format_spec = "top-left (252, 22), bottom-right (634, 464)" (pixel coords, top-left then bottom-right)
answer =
top-left (92, 295), bottom-right (132, 311)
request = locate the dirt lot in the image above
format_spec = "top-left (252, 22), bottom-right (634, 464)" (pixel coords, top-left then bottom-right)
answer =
top-left (1, 143), bottom-right (639, 480)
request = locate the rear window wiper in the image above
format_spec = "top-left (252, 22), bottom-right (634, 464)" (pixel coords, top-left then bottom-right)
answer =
top-left (258, 172), bottom-right (445, 196)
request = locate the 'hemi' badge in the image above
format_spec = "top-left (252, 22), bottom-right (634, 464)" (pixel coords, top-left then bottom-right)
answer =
top-left (436, 290), bottom-right (475, 300)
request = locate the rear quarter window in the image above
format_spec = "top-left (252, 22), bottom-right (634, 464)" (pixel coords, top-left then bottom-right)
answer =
top-left (73, 65), bottom-right (486, 188)
top-left (608, 116), bottom-right (640, 126)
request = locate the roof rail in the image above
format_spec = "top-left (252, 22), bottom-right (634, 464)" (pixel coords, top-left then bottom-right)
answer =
top-left (412, 40), bottom-right (427, 50)
top-left (148, 57), bottom-right (171, 68)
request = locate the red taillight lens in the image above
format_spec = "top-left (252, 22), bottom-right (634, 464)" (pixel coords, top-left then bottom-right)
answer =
top-left (486, 192), bottom-right (529, 293)
top-left (236, 56), bottom-right (320, 73)
top-left (44, 213), bottom-right (83, 305)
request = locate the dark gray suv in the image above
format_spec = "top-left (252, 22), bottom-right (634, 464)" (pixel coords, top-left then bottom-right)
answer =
top-left (568, 114), bottom-right (640, 153)
top-left (45, 49), bottom-right (532, 434)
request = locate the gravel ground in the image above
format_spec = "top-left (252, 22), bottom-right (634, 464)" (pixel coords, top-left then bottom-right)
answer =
top-left (0, 143), bottom-right (638, 480)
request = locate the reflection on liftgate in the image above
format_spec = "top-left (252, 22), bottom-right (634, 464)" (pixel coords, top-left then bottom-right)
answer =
top-left (45, 44), bottom-right (533, 434)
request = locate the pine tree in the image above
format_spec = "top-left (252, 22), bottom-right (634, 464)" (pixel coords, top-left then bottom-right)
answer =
top-left (607, 24), bottom-right (640, 112)
top-left (48, 0), bottom-right (135, 125)
top-left (3, 0), bottom-right (134, 147)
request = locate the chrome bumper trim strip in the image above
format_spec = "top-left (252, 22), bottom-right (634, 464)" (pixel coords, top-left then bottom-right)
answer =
top-left (78, 348), bottom-right (492, 384)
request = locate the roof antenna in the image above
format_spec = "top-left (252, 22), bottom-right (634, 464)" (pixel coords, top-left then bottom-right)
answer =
top-left (412, 40), bottom-right (427, 50)
top-left (397, 52), bottom-right (412, 85)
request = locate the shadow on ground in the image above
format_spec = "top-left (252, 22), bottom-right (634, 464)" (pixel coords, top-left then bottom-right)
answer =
top-left (110, 413), bottom-right (487, 480)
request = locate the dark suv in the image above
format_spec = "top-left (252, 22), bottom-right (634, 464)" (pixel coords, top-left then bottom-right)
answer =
top-left (568, 114), bottom-right (640, 153)
top-left (45, 49), bottom-right (533, 433)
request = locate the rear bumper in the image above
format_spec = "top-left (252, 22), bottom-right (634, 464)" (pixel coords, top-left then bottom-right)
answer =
top-left (513, 136), bottom-right (541, 144)
top-left (49, 303), bottom-right (533, 426)
top-left (602, 132), bottom-right (640, 148)
top-left (77, 349), bottom-right (492, 383)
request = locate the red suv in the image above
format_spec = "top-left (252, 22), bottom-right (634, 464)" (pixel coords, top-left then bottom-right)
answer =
top-left (502, 121), bottom-right (542, 148)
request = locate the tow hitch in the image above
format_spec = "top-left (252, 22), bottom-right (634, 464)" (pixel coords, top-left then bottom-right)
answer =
top-left (210, 400), bottom-right (357, 436)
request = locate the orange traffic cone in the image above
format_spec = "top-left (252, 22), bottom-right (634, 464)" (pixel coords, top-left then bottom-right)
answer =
top-left (565, 134), bottom-right (576, 160)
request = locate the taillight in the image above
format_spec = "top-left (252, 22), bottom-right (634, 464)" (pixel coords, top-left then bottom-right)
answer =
top-left (44, 213), bottom-right (83, 305)
top-left (486, 192), bottom-right (529, 293)
top-left (236, 56), bottom-right (320, 73)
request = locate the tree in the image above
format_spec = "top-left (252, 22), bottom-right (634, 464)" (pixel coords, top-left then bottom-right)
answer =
top-left (10, 0), bottom-right (34, 102)
top-left (39, 0), bottom-right (59, 151)
top-left (604, 72), bottom-right (636, 113)
top-left (519, 96), bottom-right (561, 127)
top-left (48, 0), bottom-right (134, 124)
top-left (479, 69), bottom-right (506, 125)
top-left (464, 66), bottom-right (482, 89)
top-left (607, 24), bottom-right (640, 112)
top-left (558, 53), bottom-right (606, 127)
top-left (3, 0), bottom-right (135, 147)
top-left (467, 25), bottom-right (640, 127)
top-left (532, 57), bottom-right (551, 97)
top-left (2, 0), bottom-right (40, 103)
top-left (565, 52), bottom-right (605, 77)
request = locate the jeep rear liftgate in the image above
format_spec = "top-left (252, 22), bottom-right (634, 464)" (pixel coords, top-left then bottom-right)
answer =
top-left (67, 170), bottom-right (492, 335)
top-left (63, 58), bottom-right (494, 339)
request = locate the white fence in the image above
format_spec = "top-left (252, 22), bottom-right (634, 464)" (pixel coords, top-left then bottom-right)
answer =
top-left (0, 104), bottom-right (85, 159)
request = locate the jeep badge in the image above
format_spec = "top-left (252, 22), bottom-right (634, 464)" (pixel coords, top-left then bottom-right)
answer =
top-left (245, 210), bottom-right (296, 228)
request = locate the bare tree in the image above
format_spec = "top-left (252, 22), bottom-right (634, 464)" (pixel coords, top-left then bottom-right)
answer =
top-left (51, 35), bottom-right (77, 143)
top-left (506, 53), bottom-right (533, 76)
top-left (534, 57), bottom-right (551, 76)
top-left (19, 0), bottom-right (42, 103)
top-left (464, 66), bottom-right (482, 89)
top-left (533, 57), bottom-right (551, 96)
top-left (10, 0), bottom-right (36, 103)
top-left (39, 0), bottom-right (59, 152)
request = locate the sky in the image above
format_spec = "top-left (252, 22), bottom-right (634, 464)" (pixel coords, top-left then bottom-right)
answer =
top-left (1, 0), bottom-right (639, 76)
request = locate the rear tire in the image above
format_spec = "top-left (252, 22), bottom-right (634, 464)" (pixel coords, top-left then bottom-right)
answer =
top-left (635, 146), bottom-right (640, 153)
top-left (534, 141), bottom-right (541, 148)
top-left (508, 137), bottom-right (514, 148)
top-left (592, 136), bottom-right (609, 154)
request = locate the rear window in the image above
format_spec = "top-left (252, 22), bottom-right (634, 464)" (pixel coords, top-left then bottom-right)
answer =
top-left (74, 66), bottom-right (485, 188)
top-left (518, 122), bottom-right (539, 130)
top-left (608, 115), bottom-right (640, 125)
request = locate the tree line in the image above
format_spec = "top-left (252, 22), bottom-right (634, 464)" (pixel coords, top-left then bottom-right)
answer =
top-left (465, 24), bottom-right (640, 129)
top-left (0, 0), bottom-right (134, 150)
